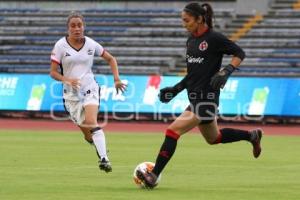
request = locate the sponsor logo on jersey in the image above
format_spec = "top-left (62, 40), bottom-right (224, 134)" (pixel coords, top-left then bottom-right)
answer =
top-left (65, 52), bottom-right (71, 57)
top-left (199, 40), bottom-right (208, 51)
top-left (186, 54), bottom-right (204, 64)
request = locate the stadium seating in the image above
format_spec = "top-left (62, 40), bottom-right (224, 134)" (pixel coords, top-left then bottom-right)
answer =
top-left (0, 7), bottom-right (235, 75)
top-left (0, 0), bottom-right (299, 76)
top-left (224, 0), bottom-right (300, 76)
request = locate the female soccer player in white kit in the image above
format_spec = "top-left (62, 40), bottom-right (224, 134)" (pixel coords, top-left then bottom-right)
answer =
top-left (50, 12), bottom-right (126, 173)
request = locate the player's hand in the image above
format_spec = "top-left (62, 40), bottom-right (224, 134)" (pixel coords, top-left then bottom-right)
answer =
top-left (210, 64), bottom-right (236, 90)
top-left (64, 78), bottom-right (81, 90)
top-left (114, 79), bottom-right (127, 94)
top-left (159, 87), bottom-right (179, 103)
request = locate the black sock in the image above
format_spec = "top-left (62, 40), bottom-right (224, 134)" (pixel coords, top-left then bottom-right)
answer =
top-left (152, 129), bottom-right (180, 176)
top-left (219, 128), bottom-right (251, 143)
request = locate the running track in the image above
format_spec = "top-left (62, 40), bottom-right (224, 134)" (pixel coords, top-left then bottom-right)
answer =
top-left (0, 118), bottom-right (299, 136)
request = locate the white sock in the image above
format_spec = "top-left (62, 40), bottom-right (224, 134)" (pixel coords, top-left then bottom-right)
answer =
top-left (91, 128), bottom-right (109, 161)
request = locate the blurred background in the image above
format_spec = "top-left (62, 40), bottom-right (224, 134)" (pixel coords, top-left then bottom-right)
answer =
top-left (0, 0), bottom-right (299, 124)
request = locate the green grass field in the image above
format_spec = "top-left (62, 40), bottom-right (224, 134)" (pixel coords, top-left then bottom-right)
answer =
top-left (0, 130), bottom-right (299, 200)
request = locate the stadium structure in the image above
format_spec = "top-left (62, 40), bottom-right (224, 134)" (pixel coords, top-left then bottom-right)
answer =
top-left (0, 0), bottom-right (299, 123)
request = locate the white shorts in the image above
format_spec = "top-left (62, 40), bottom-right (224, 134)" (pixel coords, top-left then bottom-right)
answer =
top-left (64, 84), bottom-right (100, 125)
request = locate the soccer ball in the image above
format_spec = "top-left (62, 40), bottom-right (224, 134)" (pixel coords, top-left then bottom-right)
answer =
top-left (133, 161), bottom-right (161, 188)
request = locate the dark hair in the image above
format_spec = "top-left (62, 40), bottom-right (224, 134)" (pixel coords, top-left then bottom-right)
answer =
top-left (67, 11), bottom-right (84, 26)
top-left (183, 2), bottom-right (214, 28)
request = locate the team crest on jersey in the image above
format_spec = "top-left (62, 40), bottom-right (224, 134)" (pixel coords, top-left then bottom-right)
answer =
top-left (87, 49), bottom-right (93, 55)
top-left (199, 40), bottom-right (208, 51)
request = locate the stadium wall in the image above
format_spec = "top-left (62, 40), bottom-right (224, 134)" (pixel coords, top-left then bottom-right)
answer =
top-left (1, 73), bottom-right (300, 119)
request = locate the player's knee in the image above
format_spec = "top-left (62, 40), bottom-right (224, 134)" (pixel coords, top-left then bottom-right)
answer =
top-left (83, 118), bottom-right (97, 127)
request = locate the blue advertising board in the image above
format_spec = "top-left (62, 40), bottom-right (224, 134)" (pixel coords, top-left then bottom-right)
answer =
top-left (0, 73), bottom-right (299, 117)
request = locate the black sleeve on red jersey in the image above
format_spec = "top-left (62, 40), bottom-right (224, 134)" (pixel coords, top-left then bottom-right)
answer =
top-left (215, 32), bottom-right (246, 60)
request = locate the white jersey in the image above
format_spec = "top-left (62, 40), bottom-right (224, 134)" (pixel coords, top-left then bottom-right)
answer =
top-left (51, 36), bottom-right (104, 100)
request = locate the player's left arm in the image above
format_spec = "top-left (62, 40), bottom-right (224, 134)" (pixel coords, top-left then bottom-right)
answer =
top-left (210, 33), bottom-right (246, 90)
top-left (216, 32), bottom-right (246, 68)
top-left (102, 51), bottom-right (126, 93)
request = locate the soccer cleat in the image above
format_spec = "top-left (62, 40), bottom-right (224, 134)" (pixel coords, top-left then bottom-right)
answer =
top-left (136, 169), bottom-right (158, 189)
top-left (249, 128), bottom-right (263, 158)
top-left (99, 158), bottom-right (112, 173)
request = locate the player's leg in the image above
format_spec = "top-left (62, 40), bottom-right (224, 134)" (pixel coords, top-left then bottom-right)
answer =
top-left (82, 104), bottom-right (112, 172)
top-left (79, 126), bottom-right (93, 144)
top-left (193, 91), bottom-right (263, 158)
top-left (152, 109), bottom-right (200, 175)
top-left (197, 119), bottom-right (219, 144)
top-left (198, 120), bottom-right (263, 158)
top-left (78, 126), bottom-right (105, 161)
top-left (137, 109), bottom-right (200, 188)
top-left (64, 99), bottom-right (93, 144)
top-left (64, 99), bottom-right (111, 172)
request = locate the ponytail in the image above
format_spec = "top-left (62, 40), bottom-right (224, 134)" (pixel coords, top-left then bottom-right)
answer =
top-left (201, 3), bottom-right (214, 28)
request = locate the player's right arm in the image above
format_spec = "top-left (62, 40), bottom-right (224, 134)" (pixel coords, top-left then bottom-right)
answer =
top-left (49, 62), bottom-right (80, 89)
top-left (50, 41), bottom-right (80, 89)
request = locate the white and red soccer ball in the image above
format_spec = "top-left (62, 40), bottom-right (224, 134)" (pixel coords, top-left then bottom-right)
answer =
top-left (133, 161), bottom-right (161, 188)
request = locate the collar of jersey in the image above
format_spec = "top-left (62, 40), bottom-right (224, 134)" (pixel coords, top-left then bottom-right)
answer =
top-left (65, 36), bottom-right (86, 52)
top-left (192, 26), bottom-right (209, 37)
